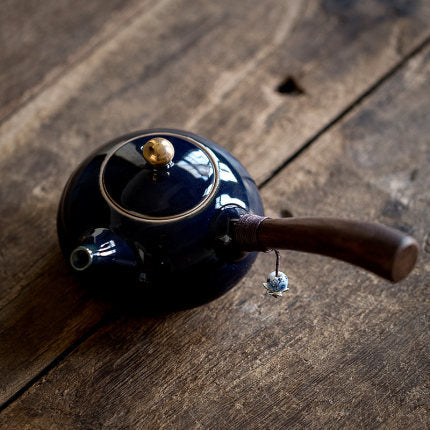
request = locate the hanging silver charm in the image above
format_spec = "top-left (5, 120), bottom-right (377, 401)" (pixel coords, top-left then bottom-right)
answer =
top-left (263, 250), bottom-right (289, 297)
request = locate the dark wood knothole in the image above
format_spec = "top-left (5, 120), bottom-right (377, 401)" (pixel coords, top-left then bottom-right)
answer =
top-left (276, 76), bottom-right (305, 95)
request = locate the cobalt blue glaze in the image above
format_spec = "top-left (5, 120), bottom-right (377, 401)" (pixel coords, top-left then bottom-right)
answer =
top-left (104, 135), bottom-right (216, 217)
top-left (57, 129), bottom-right (264, 310)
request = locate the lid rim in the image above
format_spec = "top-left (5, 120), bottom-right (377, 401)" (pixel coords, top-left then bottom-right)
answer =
top-left (99, 132), bottom-right (220, 224)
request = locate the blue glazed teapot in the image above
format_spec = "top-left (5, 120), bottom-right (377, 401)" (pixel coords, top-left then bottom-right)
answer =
top-left (57, 129), bottom-right (418, 310)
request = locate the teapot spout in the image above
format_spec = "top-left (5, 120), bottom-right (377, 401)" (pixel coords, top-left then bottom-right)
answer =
top-left (70, 228), bottom-right (136, 272)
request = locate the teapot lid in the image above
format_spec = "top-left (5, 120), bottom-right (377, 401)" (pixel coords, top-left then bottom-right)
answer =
top-left (100, 132), bottom-right (219, 222)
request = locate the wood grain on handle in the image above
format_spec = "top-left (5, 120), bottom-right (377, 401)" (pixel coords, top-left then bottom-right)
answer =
top-left (240, 217), bottom-right (419, 282)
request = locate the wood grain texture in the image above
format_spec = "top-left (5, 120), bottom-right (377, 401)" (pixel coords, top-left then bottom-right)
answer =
top-left (0, 0), bottom-right (145, 122)
top-left (255, 217), bottom-right (418, 282)
top-left (2, 2), bottom-right (430, 180)
top-left (3, 0), bottom-right (429, 406)
top-left (1, 24), bottom-right (429, 430)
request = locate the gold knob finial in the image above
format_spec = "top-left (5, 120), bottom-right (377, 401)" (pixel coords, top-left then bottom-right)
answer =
top-left (142, 137), bottom-right (175, 167)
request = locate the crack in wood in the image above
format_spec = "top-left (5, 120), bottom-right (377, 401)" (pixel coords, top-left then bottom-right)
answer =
top-left (258, 33), bottom-right (430, 190)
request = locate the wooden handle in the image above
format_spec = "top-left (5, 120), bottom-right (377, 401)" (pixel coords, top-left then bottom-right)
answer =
top-left (236, 216), bottom-right (419, 282)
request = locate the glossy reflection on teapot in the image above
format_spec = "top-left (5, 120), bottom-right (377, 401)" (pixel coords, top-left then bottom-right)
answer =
top-left (58, 129), bottom-right (418, 311)
top-left (58, 129), bottom-right (264, 310)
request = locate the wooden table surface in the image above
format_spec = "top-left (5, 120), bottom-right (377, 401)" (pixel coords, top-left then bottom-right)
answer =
top-left (1, 1), bottom-right (429, 428)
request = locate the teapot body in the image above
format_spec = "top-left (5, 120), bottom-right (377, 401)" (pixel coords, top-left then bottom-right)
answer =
top-left (57, 129), bottom-right (264, 309)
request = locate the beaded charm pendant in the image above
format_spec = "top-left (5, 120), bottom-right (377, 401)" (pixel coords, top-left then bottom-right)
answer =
top-left (263, 250), bottom-right (289, 297)
top-left (263, 271), bottom-right (289, 297)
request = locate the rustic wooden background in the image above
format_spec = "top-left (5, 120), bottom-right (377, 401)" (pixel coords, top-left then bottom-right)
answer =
top-left (1, 1), bottom-right (429, 428)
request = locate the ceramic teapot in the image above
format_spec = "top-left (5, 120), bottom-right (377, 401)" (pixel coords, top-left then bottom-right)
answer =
top-left (57, 129), bottom-right (418, 309)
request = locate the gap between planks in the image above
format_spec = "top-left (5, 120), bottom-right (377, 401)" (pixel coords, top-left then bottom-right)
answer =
top-left (0, 0), bottom-right (174, 127)
top-left (1, 31), bottom-right (429, 415)
top-left (258, 33), bottom-right (430, 189)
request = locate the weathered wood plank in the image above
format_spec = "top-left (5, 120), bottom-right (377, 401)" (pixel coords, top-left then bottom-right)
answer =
top-left (1, 29), bottom-right (428, 429)
top-left (0, 0), bottom-right (304, 406)
top-left (1, 0), bottom-right (429, 414)
top-left (0, 0), bottom-right (145, 121)
top-left (2, 1), bottom-right (430, 181)
top-left (2, 0), bottom-right (429, 307)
